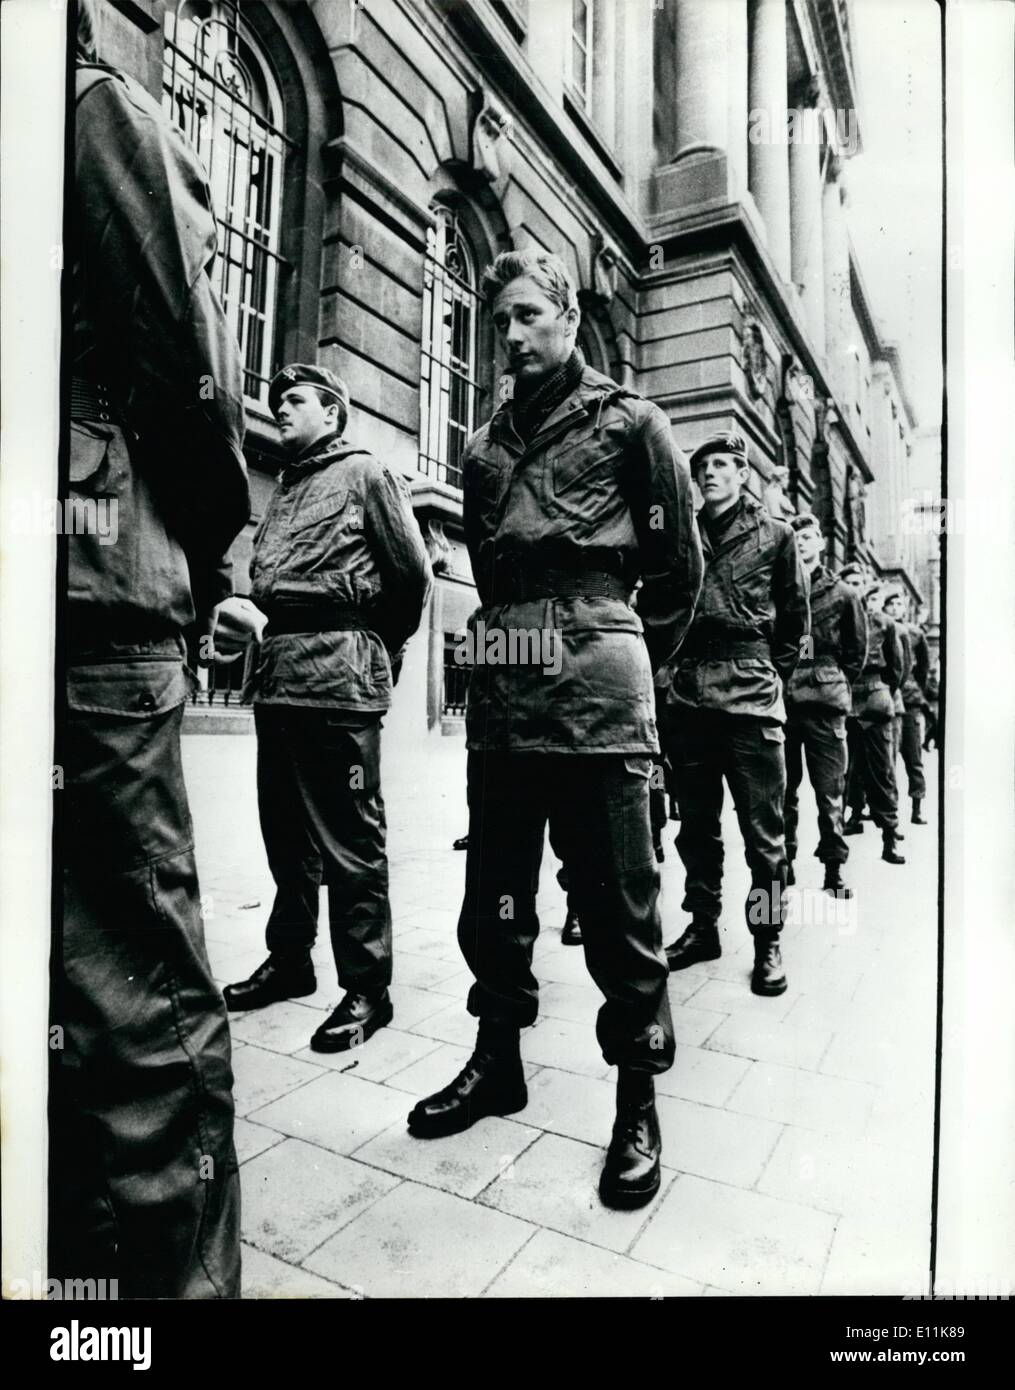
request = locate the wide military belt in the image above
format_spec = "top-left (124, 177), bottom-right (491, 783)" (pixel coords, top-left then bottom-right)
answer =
top-left (489, 567), bottom-right (629, 604)
top-left (70, 375), bottom-right (124, 424)
top-left (681, 635), bottom-right (771, 661)
top-left (263, 601), bottom-right (374, 637)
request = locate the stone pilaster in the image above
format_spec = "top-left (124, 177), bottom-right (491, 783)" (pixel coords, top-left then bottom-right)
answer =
top-left (747, 0), bottom-right (791, 279)
top-left (789, 100), bottom-right (826, 352)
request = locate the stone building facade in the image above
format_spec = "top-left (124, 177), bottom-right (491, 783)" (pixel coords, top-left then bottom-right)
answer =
top-left (86, 0), bottom-right (937, 738)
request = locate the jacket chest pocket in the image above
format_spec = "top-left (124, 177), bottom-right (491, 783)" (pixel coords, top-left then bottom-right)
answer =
top-left (290, 489), bottom-right (354, 536)
top-left (724, 549), bottom-right (771, 612)
top-left (465, 454), bottom-right (511, 525)
top-left (550, 434), bottom-right (621, 515)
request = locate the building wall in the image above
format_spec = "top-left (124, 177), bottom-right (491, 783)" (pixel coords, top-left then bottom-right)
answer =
top-left (86, 0), bottom-right (937, 736)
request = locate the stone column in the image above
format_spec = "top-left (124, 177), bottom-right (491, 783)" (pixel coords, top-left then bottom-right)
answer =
top-left (789, 100), bottom-right (825, 351)
top-left (822, 157), bottom-right (851, 394)
top-left (671, 0), bottom-right (749, 197)
top-left (747, 0), bottom-right (791, 279)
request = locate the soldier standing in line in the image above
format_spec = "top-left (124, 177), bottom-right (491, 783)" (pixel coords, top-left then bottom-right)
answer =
top-left (783, 515), bottom-right (867, 899)
top-left (884, 589), bottom-right (930, 824)
top-left (223, 365), bottom-right (432, 1053)
top-left (841, 575), bottom-right (907, 864)
top-left (884, 591), bottom-right (911, 772)
top-left (661, 432), bottom-right (810, 997)
top-left (405, 250), bottom-right (703, 1210)
top-left (52, 0), bottom-right (250, 1297)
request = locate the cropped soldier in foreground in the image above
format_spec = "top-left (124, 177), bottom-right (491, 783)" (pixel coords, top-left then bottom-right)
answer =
top-left (661, 432), bottom-right (809, 996)
top-left (406, 250), bottom-right (703, 1210)
top-left (783, 514), bottom-right (867, 898)
top-left (224, 365), bottom-right (431, 1053)
top-left (51, 0), bottom-right (249, 1297)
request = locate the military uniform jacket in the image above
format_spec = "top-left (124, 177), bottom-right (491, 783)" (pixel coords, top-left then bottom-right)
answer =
top-left (786, 565), bottom-right (867, 714)
top-left (900, 622), bottom-right (930, 709)
top-left (462, 366), bottom-right (703, 753)
top-left (73, 63), bottom-right (249, 627)
top-left (852, 608), bottom-right (904, 722)
top-left (250, 435), bottom-right (432, 711)
top-left (666, 495), bottom-right (810, 724)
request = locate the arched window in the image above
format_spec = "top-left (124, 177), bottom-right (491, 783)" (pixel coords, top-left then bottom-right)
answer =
top-left (162, 0), bottom-right (294, 407)
top-left (419, 204), bottom-right (483, 490)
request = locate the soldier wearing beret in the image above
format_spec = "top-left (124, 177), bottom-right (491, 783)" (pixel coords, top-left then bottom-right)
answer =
top-left (52, 0), bottom-right (249, 1297)
top-left (223, 364), bottom-right (432, 1052)
top-left (661, 431), bottom-right (810, 996)
top-left (783, 515), bottom-right (867, 898)
top-left (841, 572), bottom-right (906, 864)
top-left (406, 250), bottom-right (703, 1211)
top-left (883, 589), bottom-right (930, 824)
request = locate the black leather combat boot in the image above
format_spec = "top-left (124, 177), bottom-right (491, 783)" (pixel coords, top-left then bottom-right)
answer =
top-left (599, 1070), bottom-right (662, 1209)
top-left (222, 952), bottom-right (315, 1012)
top-left (844, 812), bottom-right (864, 836)
top-left (561, 908), bottom-right (583, 946)
top-left (786, 859), bottom-right (796, 886)
top-left (823, 863), bottom-right (853, 899)
top-left (912, 797), bottom-right (927, 825)
top-left (310, 989), bottom-right (393, 1053)
top-left (407, 1019), bottom-right (527, 1138)
top-left (751, 936), bottom-right (787, 996)
top-left (882, 830), bottom-right (906, 865)
top-left (665, 916), bottom-right (721, 971)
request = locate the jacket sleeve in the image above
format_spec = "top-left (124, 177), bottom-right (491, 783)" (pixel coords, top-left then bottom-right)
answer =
top-left (363, 465), bottom-right (433, 658)
top-left (461, 435), bottom-right (494, 608)
top-left (75, 73), bottom-right (250, 611)
top-left (839, 585), bottom-right (868, 689)
top-left (623, 404), bottom-right (704, 674)
top-left (912, 628), bottom-right (931, 692)
top-left (771, 526), bottom-right (811, 684)
top-left (883, 617), bottom-right (904, 693)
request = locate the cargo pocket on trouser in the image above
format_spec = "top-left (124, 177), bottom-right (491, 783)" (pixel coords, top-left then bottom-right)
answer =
top-left (563, 758), bottom-right (671, 1073)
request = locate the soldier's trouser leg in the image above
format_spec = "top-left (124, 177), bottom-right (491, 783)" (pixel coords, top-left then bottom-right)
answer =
top-left (901, 710), bottom-right (926, 798)
top-left (784, 716), bottom-right (805, 863)
top-left (723, 718), bottom-right (789, 936)
top-left (548, 757), bottom-right (673, 1073)
top-left (52, 666), bottom-right (239, 1298)
top-left (892, 714), bottom-right (903, 765)
top-left (548, 821), bottom-right (574, 908)
top-left (458, 752), bottom-right (548, 1027)
top-left (649, 754), bottom-right (668, 855)
top-left (256, 704), bottom-right (322, 956)
top-left (846, 717), bottom-right (866, 813)
top-left (260, 708), bottom-right (392, 993)
top-left (859, 717), bottom-right (899, 832)
top-left (802, 712), bottom-right (849, 863)
top-left (666, 712), bottom-right (725, 921)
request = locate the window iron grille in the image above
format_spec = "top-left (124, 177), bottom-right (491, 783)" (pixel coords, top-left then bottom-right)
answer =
top-left (442, 635), bottom-right (470, 716)
top-left (162, 0), bottom-right (295, 407)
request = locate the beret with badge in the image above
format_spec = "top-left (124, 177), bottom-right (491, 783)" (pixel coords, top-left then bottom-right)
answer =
top-left (688, 429), bottom-right (749, 471)
top-left (268, 363), bottom-right (350, 418)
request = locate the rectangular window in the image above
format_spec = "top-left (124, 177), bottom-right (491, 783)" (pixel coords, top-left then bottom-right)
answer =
top-left (418, 209), bottom-right (482, 490)
top-left (569, 0), bottom-right (593, 107)
top-left (442, 635), bottom-right (469, 716)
